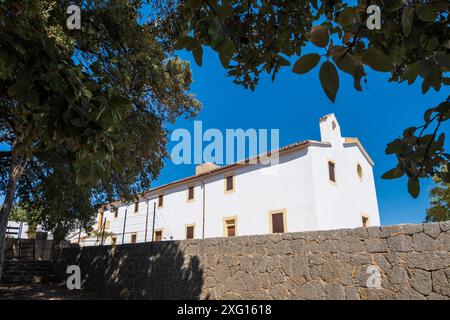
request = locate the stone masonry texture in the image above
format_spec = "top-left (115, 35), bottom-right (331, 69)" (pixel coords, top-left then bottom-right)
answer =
top-left (53, 222), bottom-right (450, 299)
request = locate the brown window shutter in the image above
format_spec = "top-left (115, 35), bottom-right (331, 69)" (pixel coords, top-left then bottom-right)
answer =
top-left (226, 176), bottom-right (233, 191)
top-left (131, 234), bottom-right (137, 243)
top-left (188, 187), bottom-right (194, 200)
top-left (227, 225), bottom-right (235, 237)
top-left (328, 161), bottom-right (336, 182)
top-left (272, 213), bottom-right (284, 233)
top-left (155, 231), bottom-right (162, 241)
top-left (158, 195), bottom-right (163, 207)
top-left (134, 202), bottom-right (139, 212)
top-left (186, 226), bottom-right (194, 239)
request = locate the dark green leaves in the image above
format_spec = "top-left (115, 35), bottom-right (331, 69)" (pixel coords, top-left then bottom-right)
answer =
top-left (408, 177), bottom-right (420, 198)
top-left (307, 25), bottom-right (329, 48)
top-left (402, 5), bottom-right (414, 37)
top-left (382, 166), bottom-right (404, 179)
top-left (319, 61), bottom-right (339, 103)
top-left (193, 45), bottom-right (203, 66)
top-left (361, 47), bottom-right (394, 72)
top-left (384, 0), bottom-right (404, 12)
top-left (293, 54), bottom-right (320, 75)
top-left (338, 7), bottom-right (356, 26)
top-left (415, 4), bottom-right (435, 22)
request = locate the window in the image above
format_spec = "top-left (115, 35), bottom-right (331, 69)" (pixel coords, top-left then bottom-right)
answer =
top-left (114, 208), bottom-right (118, 218)
top-left (158, 195), bottom-right (164, 207)
top-left (131, 233), bottom-right (137, 243)
top-left (271, 212), bottom-right (285, 233)
top-left (154, 230), bottom-right (162, 241)
top-left (328, 161), bottom-right (336, 183)
top-left (224, 218), bottom-right (236, 237)
top-left (111, 237), bottom-right (117, 245)
top-left (188, 186), bottom-right (194, 201)
top-left (134, 201), bottom-right (139, 213)
top-left (332, 121), bottom-right (337, 130)
top-left (357, 163), bottom-right (363, 179)
top-left (186, 225), bottom-right (195, 239)
top-left (362, 215), bottom-right (369, 228)
top-left (269, 209), bottom-right (287, 234)
top-left (225, 175), bottom-right (234, 193)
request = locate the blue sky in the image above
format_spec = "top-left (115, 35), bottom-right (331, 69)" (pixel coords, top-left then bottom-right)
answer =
top-left (153, 47), bottom-right (449, 226)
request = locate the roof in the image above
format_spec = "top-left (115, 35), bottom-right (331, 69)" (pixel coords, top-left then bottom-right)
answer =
top-left (103, 137), bottom-right (374, 209)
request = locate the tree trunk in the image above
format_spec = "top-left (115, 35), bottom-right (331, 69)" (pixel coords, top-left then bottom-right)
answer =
top-left (0, 151), bottom-right (26, 281)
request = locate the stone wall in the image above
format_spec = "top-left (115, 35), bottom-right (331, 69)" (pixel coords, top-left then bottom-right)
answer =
top-left (5, 238), bottom-right (54, 261)
top-left (53, 222), bottom-right (450, 299)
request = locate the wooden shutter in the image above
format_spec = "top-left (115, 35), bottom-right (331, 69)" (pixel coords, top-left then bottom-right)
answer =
top-left (131, 234), bottom-right (137, 243)
top-left (155, 231), bottom-right (162, 241)
top-left (158, 195), bottom-right (163, 207)
top-left (328, 161), bottom-right (336, 182)
top-left (188, 187), bottom-right (194, 200)
top-left (134, 202), bottom-right (139, 212)
top-left (226, 176), bottom-right (233, 191)
top-left (186, 226), bottom-right (194, 239)
top-left (227, 225), bottom-right (235, 237)
top-left (272, 213), bottom-right (284, 233)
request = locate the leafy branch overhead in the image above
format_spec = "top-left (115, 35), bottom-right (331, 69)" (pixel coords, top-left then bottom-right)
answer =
top-left (0, 0), bottom-right (200, 242)
top-left (168, 0), bottom-right (450, 197)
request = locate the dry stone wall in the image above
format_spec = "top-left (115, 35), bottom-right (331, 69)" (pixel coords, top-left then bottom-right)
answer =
top-left (54, 222), bottom-right (450, 299)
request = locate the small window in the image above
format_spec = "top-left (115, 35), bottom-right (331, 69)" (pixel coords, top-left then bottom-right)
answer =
top-left (188, 186), bottom-right (194, 201)
top-left (328, 161), bottom-right (336, 183)
top-left (332, 121), bottom-right (337, 130)
top-left (271, 212), bottom-right (285, 233)
top-left (154, 230), bottom-right (162, 241)
top-left (357, 164), bottom-right (363, 179)
top-left (134, 202), bottom-right (139, 212)
top-left (131, 233), bottom-right (137, 243)
top-left (362, 216), bottom-right (369, 228)
top-left (158, 195), bottom-right (164, 207)
top-left (225, 175), bottom-right (234, 192)
top-left (186, 225), bottom-right (194, 239)
top-left (224, 219), bottom-right (236, 237)
top-left (111, 237), bottom-right (117, 245)
top-left (114, 208), bottom-right (118, 218)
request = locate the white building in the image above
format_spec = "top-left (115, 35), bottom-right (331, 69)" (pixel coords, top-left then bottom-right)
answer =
top-left (72, 114), bottom-right (380, 245)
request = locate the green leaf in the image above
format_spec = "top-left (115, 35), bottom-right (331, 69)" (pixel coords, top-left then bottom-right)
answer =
top-left (185, 0), bottom-right (202, 9)
top-left (332, 51), bottom-right (356, 75)
top-left (307, 25), bottom-right (329, 48)
top-left (174, 36), bottom-right (192, 50)
top-left (433, 52), bottom-right (450, 68)
top-left (402, 5), bottom-right (414, 37)
top-left (382, 167), bottom-right (404, 179)
top-left (192, 45), bottom-right (203, 66)
top-left (361, 47), bottom-right (394, 72)
top-left (292, 54), bottom-right (320, 75)
top-left (217, 39), bottom-right (236, 68)
top-left (319, 61), bottom-right (339, 103)
top-left (408, 177), bottom-right (420, 198)
top-left (384, 0), bottom-right (404, 12)
top-left (338, 7), bottom-right (356, 26)
top-left (415, 4), bottom-right (435, 22)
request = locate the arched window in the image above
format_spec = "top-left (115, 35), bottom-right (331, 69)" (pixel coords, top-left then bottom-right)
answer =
top-left (357, 163), bottom-right (363, 179)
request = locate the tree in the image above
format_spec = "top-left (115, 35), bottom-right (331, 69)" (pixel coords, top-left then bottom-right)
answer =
top-left (163, 0), bottom-right (449, 197)
top-left (425, 176), bottom-right (450, 222)
top-left (0, 0), bottom-right (200, 279)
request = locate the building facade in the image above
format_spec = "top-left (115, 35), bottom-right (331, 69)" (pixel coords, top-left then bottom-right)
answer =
top-left (73, 114), bottom-right (380, 245)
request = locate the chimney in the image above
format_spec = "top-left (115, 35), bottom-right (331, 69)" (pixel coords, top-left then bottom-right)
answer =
top-left (195, 162), bottom-right (221, 175)
top-left (319, 113), bottom-right (344, 149)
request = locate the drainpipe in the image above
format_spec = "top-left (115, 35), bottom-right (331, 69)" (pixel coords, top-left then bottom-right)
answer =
top-left (201, 178), bottom-right (206, 239)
